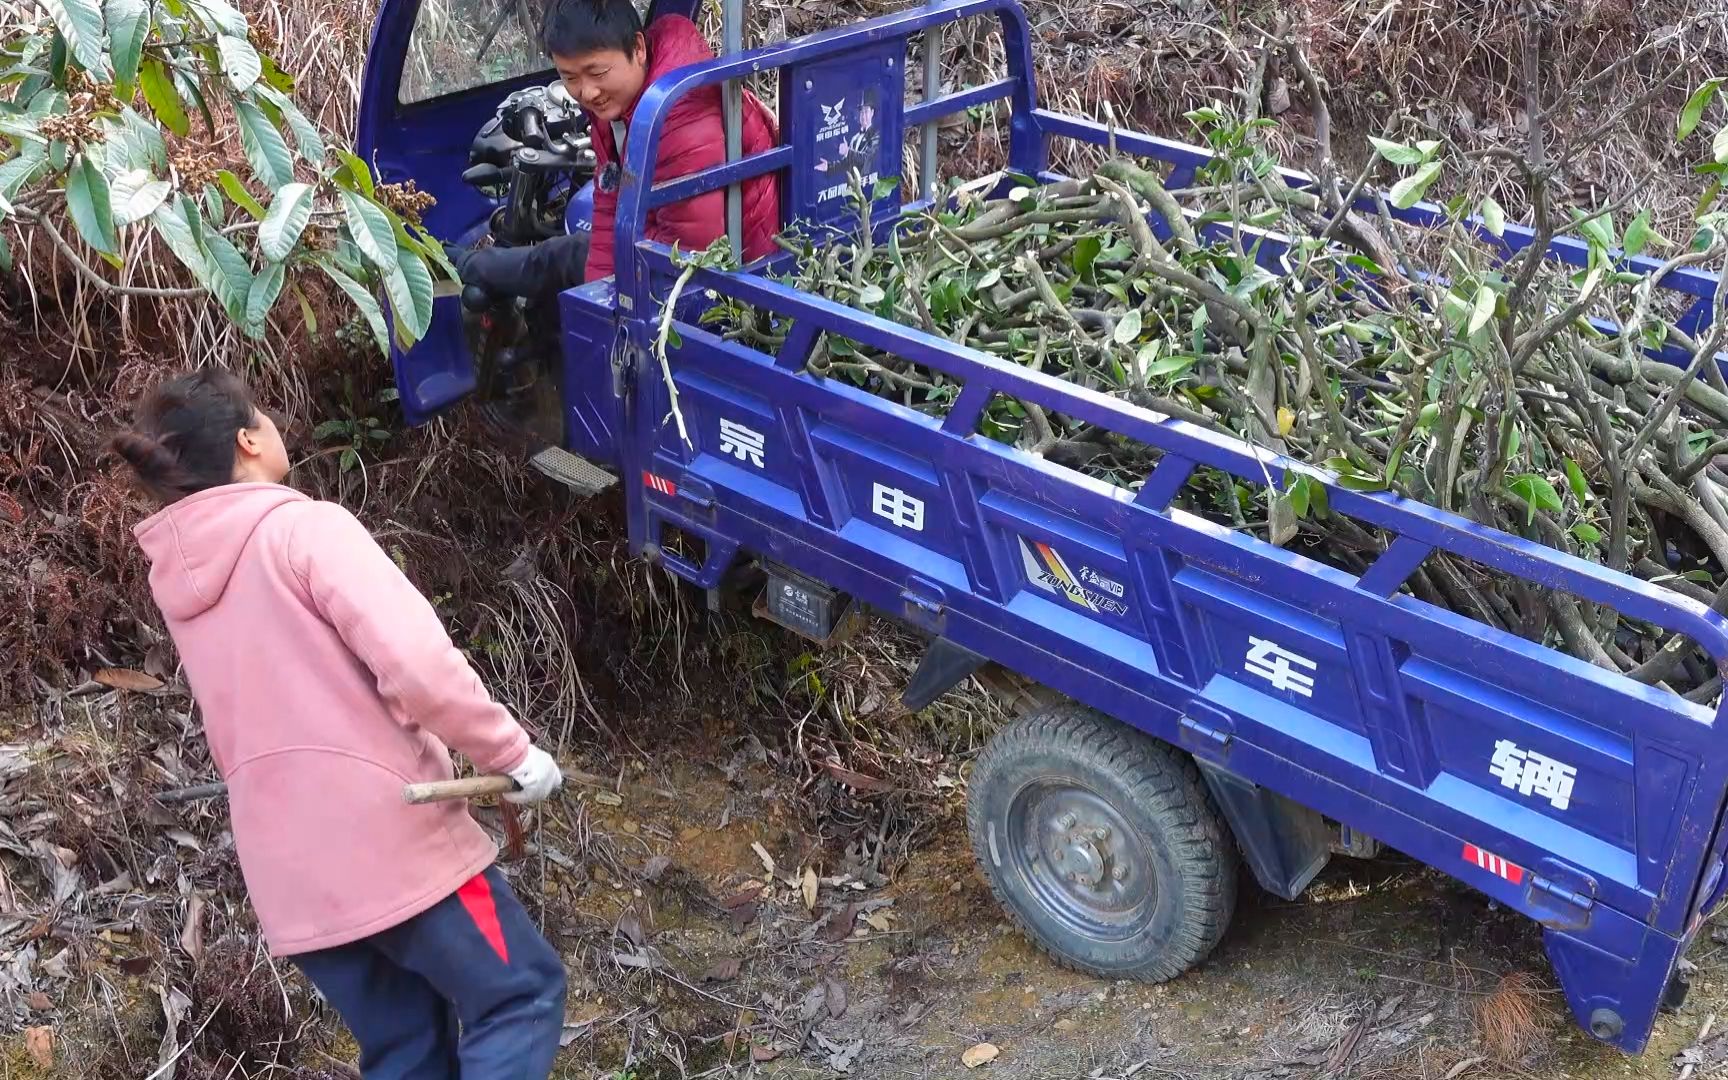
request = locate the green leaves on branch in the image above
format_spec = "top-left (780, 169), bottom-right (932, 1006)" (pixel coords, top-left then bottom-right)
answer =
top-left (1325, 456), bottom-right (1391, 492)
top-left (200, 225), bottom-right (256, 327)
top-left (1370, 137), bottom-right (1441, 167)
top-left (315, 258), bottom-right (391, 356)
top-left (1680, 78), bottom-right (1724, 142)
top-left (0, 144), bottom-right (48, 205)
top-left (1564, 459), bottom-right (1592, 504)
top-left (247, 261), bottom-right (286, 331)
top-left (384, 233), bottom-right (436, 347)
top-left (1113, 308), bottom-right (1143, 346)
top-left (1390, 161), bottom-right (1443, 210)
top-left (1372, 137), bottom-right (1445, 210)
top-left (234, 100), bottom-right (294, 189)
top-left (187, 0), bottom-right (250, 37)
top-left (257, 85), bottom-right (326, 165)
top-left (1574, 208), bottom-right (1616, 251)
top-left (1467, 284), bottom-right (1497, 336)
top-left (217, 34), bottom-right (262, 93)
top-left (66, 154), bottom-right (117, 255)
top-left (1281, 473), bottom-right (1328, 520)
top-left (1678, 79), bottom-right (1728, 179)
top-left (41, 0), bottom-right (108, 78)
top-left (340, 189), bottom-right (398, 273)
top-left (138, 60), bottom-right (189, 137)
top-left (105, 0), bottom-right (149, 93)
top-left (217, 169), bottom-right (266, 219)
top-left (148, 196), bottom-right (211, 281)
top-left (0, 0), bottom-right (447, 354)
top-left (259, 183), bottom-right (314, 262)
top-left (108, 168), bottom-right (171, 226)
top-left (1507, 473), bottom-right (1563, 526)
top-left (1479, 196), bottom-right (1505, 238)
top-left (333, 149), bottom-right (376, 198)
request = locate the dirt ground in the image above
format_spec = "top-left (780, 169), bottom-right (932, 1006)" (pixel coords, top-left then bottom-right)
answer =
top-left (478, 745), bottom-right (1728, 1080)
top-left (6, 645), bottom-right (1722, 1080)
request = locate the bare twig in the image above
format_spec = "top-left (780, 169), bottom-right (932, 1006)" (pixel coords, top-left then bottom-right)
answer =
top-left (12, 207), bottom-right (206, 300)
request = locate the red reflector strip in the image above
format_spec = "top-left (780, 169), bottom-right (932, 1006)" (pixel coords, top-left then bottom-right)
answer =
top-left (643, 471), bottom-right (677, 496)
top-left (1463, 842), bottom-right (1525, 884)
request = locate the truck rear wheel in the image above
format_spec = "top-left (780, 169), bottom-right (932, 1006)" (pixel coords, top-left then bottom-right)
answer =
top-left (966, 704), bottom-right (1237, 980)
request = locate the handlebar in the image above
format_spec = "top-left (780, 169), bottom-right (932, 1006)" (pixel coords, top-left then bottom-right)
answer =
top-left (463, 162), bottom-right (507, 187)
top-left (513, 105), bottom-right (548, 147)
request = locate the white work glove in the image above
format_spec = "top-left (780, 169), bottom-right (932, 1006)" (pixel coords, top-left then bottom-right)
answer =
top-left (505, 745), bottom-right (564, 804)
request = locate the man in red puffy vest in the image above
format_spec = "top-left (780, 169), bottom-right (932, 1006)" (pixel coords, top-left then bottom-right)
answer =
top-left (546, 0), bottom-right (780, 282)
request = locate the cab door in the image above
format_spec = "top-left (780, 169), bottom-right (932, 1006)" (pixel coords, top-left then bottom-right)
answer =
top-left (355, 0), bottom-right (558, 423)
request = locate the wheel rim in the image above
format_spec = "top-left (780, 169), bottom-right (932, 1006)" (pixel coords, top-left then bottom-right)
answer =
top-left (1005, 778), bottom-right (1155, 941)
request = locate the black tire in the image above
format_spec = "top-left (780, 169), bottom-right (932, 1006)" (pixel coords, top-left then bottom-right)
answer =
top-left (966, 703), bottom-right (1237, 980)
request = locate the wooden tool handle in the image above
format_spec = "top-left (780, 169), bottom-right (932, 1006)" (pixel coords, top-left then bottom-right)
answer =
top-left (402, 775), bottom-right (518, 805)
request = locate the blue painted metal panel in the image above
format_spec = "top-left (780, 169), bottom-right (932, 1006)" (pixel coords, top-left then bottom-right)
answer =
top-left (557, 278), bottom-right (622, 467)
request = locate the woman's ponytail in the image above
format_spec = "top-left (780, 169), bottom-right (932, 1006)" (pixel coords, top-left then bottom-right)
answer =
top-left (110, 369), bottom-right (258, 504)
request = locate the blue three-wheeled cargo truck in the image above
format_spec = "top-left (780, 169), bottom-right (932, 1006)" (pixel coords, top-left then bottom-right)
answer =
top-left (357, 0), bottom-right (1728, 1053)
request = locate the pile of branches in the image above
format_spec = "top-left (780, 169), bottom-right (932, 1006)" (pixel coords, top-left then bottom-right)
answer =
top-left (709, 93), bottom-right (1728, 701)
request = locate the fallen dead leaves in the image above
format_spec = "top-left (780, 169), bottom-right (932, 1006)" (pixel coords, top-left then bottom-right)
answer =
top-left (812, 1029), bottom-right (865, 1072)
top-left (751, 842), bottom-right (776, 878)
top-left (702, 956), bottom-right (742, 983)
top-left (178, 894), bottom-right (205, 962)
top-left (823, 976), bottom-right (848, 1020)
top-left (155, 984), bottom-right (193, 1076)
top-left (721, 881), bottom-right (762, 932)
top-left (24, 1025), bottom-right (53, 1068)
top-left (821, 760), bottom-right (895, 794)
top-left (821, 901), bottom-right (860, 942)
top-left (92, 668), bottom-right (164, 692)
top-left (801, 865), bottom-right (819, 913)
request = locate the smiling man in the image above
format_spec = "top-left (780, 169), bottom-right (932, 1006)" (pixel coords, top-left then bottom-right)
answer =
top-left (543, 0), bottom-right (780, 281)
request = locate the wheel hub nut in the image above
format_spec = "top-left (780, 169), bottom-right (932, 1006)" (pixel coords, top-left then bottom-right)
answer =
top-left (1093, 826), bottom-right (1110, 841)
top-left (1057, 838), bottom-right (1108, 888)
top-left (1111, 864), bottom-right (1127, 881)
top-left (1058, 813), bottom-right (1077, 829)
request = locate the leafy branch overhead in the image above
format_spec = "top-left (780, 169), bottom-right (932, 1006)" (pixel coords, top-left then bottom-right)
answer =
top-left (0, 0), bottom-right (451, 352)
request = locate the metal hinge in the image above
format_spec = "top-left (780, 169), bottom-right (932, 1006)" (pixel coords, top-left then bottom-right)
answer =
top-left (899, 576), bottom-right (947, 623)
top-left (1528, 872), bottom-right (1596, 929)
top-left (676, 477), bottom-right (715, 511)
top-left (1179, 714), bottom-right (1233, 750)
top-left (1178, 700), bottom-right (1237, 761)
top-left (1532, 875), bottom-right (1595, 912)
top-left (900, 590), bottom-right (942, 616)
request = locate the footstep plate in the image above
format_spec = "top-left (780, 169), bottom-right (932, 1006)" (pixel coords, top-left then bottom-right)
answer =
top-left (529, 447), bottom-right (617, 497)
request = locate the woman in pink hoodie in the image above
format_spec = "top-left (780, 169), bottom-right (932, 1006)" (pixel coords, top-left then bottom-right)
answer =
top-left (114, 369), bottom-right (568, 1079)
